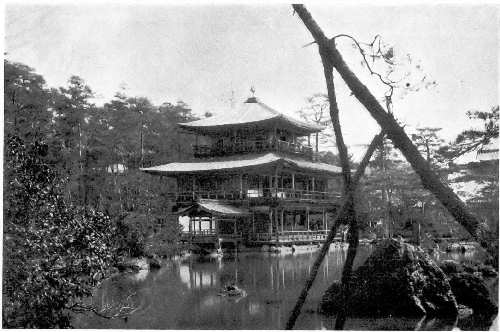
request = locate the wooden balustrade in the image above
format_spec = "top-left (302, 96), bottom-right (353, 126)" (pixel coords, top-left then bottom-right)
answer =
top-left (181, 231), bottom-right (243, 238)
top-left (170, 188), bottom-right (341, 203)
top-left (193, 138), bottom-right (315, 159)
top-left (250, 230), bottom-right (331, 242)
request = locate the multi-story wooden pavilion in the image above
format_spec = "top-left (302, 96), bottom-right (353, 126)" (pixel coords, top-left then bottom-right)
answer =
top-left (141, 96), bottom-right (343, 251)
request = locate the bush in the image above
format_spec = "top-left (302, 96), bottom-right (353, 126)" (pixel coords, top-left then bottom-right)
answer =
top-left (115, 212), bottom-right (182, 258)
top-left (3, 136), bottom-right (117, 328)
top-left (115, 212), bottom-right (149, 257)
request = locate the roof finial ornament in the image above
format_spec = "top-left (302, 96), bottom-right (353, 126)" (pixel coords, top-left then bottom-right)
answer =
top-left (245, 86), bottom-right (257, 103)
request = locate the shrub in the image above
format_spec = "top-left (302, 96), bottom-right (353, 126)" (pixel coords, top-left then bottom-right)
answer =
top-left (3, 136), bottom-right (117, 328)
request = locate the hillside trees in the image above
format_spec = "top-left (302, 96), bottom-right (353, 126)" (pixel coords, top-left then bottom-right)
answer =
top-left (4, 60), bottom-right (52, 143)
top-left (298, 94), bottom-right (334, 149)
top-left (440, 105), bottom-right (499, 160)
top-left (52, 76), bottom-right (95, 204)
top-left (287, 4), bottom-right (498, 329)
top-left (3, 59), bottom-right (197, 327)
top-left (442, 106), bottom-right (499, 246)
top-left (412, 127), bottom-right (446, 166)
top-left (291, 4), bottom-right (496, 260)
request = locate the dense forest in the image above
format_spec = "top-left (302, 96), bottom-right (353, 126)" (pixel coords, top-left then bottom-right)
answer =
top-left (3, 59), bottom-right (198, 327)
top-left (3, 59), bottom-right (498, 327)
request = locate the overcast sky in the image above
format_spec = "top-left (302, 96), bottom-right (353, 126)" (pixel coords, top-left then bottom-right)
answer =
top-left (5, 2), bottom-right (499, 159)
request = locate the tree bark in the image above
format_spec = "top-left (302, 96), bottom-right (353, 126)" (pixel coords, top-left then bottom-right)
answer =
top-left (292, 4), bottom-right (497, 265)
top-left (285, 131), bottom-right (383, 330)
top-left (320, 52), bottom-right (358, 329)
top-left (321, 57), bottom-right (351, 188)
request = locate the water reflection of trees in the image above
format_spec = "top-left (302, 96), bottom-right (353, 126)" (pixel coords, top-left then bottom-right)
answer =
top-left (176, 248), bottom-right (371, 294)
top-left (78, 247), bottom-right (492, 329)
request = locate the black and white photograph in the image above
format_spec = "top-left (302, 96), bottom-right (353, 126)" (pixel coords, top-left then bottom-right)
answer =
top-left (3, 1), bottom-right (499, 330)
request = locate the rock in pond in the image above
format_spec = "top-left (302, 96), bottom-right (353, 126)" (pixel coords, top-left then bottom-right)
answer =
top-left (448, 272), bottom-right (498, 316)
top-left (148, 255), bottom-right (162, 269)
top-left (319, 239), bottom-right (458, 317)
top-left (439, 260), bottom-right (463, 275)
top-left (116, 257), bottom-right (149, 272)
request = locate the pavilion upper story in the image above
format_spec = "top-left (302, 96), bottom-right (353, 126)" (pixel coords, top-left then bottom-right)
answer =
top-left (178, 96), bottom-right (324, 160)
top-left (140, 96), bottom-right (343, 206)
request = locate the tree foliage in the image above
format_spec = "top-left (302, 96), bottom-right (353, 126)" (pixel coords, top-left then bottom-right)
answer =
top-left (298, 93), bottom-right (335, 148)
top-left (411, 127), bottom-right (445, 166)
top-left (439, 105), bottom-right (499, 161)
top-left (3, 59), bottom-right (197, 327)
top-left (3, 135), bottom-right (116, 328)
top-left (4, 60), bottom-right (52, 142)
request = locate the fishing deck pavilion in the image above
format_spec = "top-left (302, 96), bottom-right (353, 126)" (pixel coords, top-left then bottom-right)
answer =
top-left (141, 96), bottom-right (343, 250)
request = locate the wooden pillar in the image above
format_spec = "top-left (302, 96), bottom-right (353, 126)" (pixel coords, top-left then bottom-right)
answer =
top-left (274, 166), bottom-right (278, 190)
top-left (189, 216), bottom-right (192, 233)
top-left (259, 175), bottom-right (263, 196)
top-left (209, 216), bottom-right (213, 232)
top-left (239, 173), bottom-right (243, 199)
top-left (252, 211), bottom-right (255, 234)
top-left (322, 209), bottom-right (326, 231)
top-left (281, 209), bottom-right (284, 233)
top-left (234, 218), bottom-right (237, 235)
top-left (198, 217), bottom-right (202, 233)
top-left (274, 126), bottom-right (278, 151)
top-left (312, 177), bottom-right (315, 192)
top-left (308, 134), bottom-right (311, 146)
top-left (275, 208), bottom-right (279, 242)
top-left (269, 210), bottom-right (273, 234)
top-left (306, 208), bottom-right (310, 231)
top-left (292, 172), bottom-right (295, 190)
top-left (192, 175), bottom-right (196, 200)
top-left (315, 133), bottom-right (319, 152)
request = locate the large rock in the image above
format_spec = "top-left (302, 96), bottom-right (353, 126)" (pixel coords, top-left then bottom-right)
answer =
top-left (448, 272), bottom-right (497, 316)
top-left (116, 257), bottom-right (149, 272)
top-left (319, 239), bottom-right (458, 317)
top-left (148, 255), bottom-right (162, 269)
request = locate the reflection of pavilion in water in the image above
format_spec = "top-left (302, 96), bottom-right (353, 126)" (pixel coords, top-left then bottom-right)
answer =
top-left (178, 248), bottom-right (349, 292)
top-left (179, 258), bottom-right (224, 290)
top-left (179, 264), bottom-right (219, 289)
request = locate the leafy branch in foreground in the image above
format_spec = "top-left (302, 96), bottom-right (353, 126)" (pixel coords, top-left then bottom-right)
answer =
top-left (3, 135), bottom-right (117, 328)
top-left (439, 105), bottom-right (499, 160)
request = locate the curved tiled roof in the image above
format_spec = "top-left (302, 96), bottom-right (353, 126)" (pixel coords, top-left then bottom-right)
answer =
top-left (175, 200), bottom-right (251, 216)
top-left (140, 152), bottom-right (341, 175)
top-left (179, 97), bottom-right (324, 135)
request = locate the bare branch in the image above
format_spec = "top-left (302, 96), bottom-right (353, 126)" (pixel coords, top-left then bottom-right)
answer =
top-left (291, 3), bottom-right (497, 267)
top-left (332, 34), bottom-right (395, 100)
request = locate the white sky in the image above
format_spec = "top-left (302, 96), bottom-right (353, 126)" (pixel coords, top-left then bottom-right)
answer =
top-left (5, 2), bottom-right (499, 160)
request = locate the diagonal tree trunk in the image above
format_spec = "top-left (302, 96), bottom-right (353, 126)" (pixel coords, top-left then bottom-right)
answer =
top-left (292, 4), bottom-right (498, 266)
top-left (320, 51), bottom-right (361, 329)
top-left (285, 131), bottom-right (385, 330)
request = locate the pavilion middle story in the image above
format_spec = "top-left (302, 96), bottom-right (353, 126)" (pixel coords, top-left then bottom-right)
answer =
top-left (141, 96), bottom-right (344, 249)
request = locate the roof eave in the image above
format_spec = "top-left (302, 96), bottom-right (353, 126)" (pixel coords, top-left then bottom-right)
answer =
top-left (178, 117), bottom-right (324, 135)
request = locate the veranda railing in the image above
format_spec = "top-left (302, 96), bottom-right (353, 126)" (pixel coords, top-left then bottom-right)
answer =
top-left (193, 138), bottom-right (315, 159)
top-left (170, 188), bottom-right (341, 202)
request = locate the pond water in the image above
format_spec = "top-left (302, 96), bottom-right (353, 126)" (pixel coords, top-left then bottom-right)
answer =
top-left (73, 245), bottom-right (496, 330)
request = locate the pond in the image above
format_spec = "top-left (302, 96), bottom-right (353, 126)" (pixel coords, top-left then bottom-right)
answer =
top-left (73, 245), bottom-right (497, 330)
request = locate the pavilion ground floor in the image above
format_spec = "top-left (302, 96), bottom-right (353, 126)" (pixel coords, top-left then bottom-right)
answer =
top-left (174, 199), bottom-right (344, 252)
